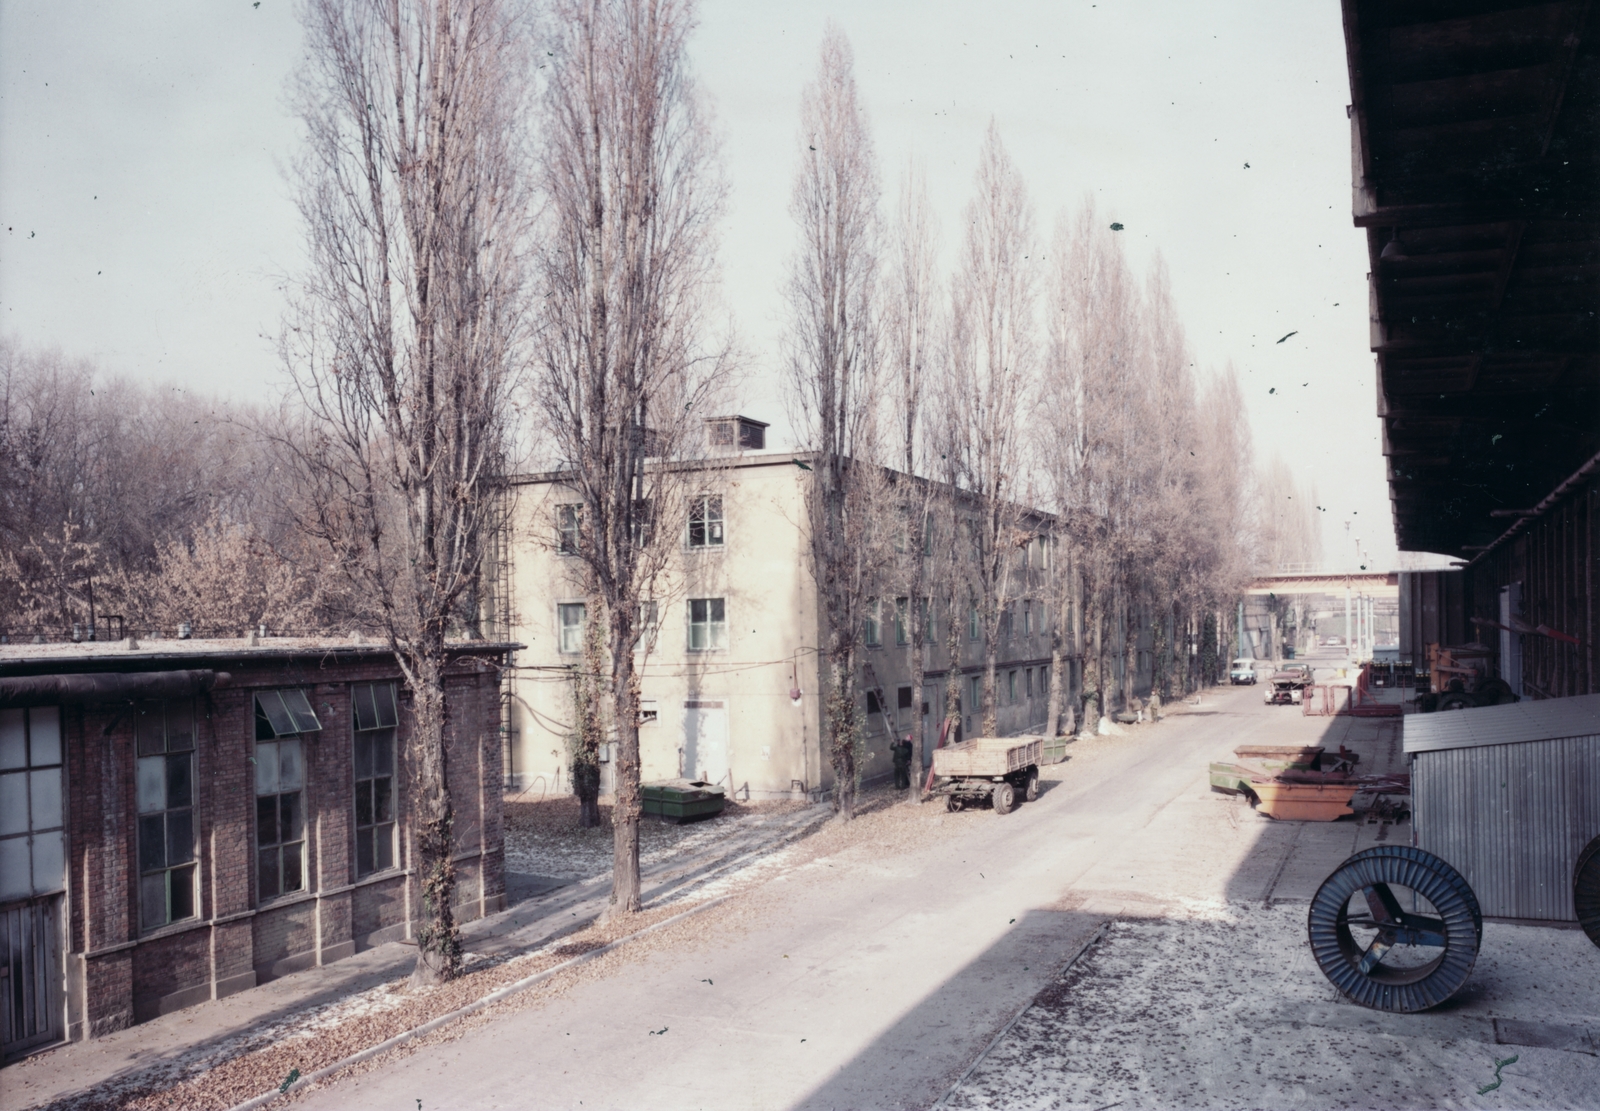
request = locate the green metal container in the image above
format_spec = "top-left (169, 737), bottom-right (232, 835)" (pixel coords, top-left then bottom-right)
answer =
top-left (641, 779), bottom-right (727, 823)
top-left (1042, 738), bottom-right (1069, 765)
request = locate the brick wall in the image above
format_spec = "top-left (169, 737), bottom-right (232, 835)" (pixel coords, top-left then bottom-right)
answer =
top-left (54, 645), bottom-right (509, 1039)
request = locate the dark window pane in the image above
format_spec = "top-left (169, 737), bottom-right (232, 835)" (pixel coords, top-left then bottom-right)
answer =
top-left (255, 704), bottom-right (275, 741)
top-left (256, 692), bottom-right (296, 738)
top-left (166, 701), bottom-right (195, 751)
top-left (135, 703), bottom-right (165, 756)
top-left (355, 781), bottom-right (373, 827)
top-left (140, 873), bottom-right (168, 930)
top-left (169, 864), bottom-right (195, 920)
top-left (690, 598), bottom-right (707, 623)
top-left (354, 735), bottom-right (373, 780)
top-left (139, 815), bottom-right (167, 872)
top-left (258, 848), bottom-right (280, 897)
top-left (356, 828), bottom-right (374, 876)
top-left (256, 795), bottom-right (278, 847)
top-left (283, 689), bottom-right (322, 734)
top-left (281, 792), bottom-right (303, 841)
top-left (166, 754), bottom-right (192, 809)
top-left (352, 684), bottom-right (378, 732)
top-left (166, 810), bottom-right (193, 865)
top-left (375, 823), bottom-right (394, 871)
top-left (282, 843), bottom-right (303, 892)
top-left (374, 776), bottom-right (393, 823)
top-left (372, 731), bottom-right (394, 775)
top-left (709, 598), bottom-right (725, 622)
top-left (374, 684), bottom-right (397, 729)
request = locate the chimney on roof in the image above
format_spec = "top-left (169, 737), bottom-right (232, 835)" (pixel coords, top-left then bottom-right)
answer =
top-left (705, 415), bottom-right (768, 453)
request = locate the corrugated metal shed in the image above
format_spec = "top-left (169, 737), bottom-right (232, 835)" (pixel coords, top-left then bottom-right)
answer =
top-left (1406, 695), bottom-right (1600, 921)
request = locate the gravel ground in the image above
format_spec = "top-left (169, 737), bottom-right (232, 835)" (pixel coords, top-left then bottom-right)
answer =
top-left (945, 904), bottom-right (1600, 1111)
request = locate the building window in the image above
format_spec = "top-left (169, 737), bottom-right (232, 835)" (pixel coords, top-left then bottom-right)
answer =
top-left (921, 597), bottom-right (934, 643)
top-left (352, 683), bottom-right (399, 878)
top-left (639, 699), bottom-right (659, 725)
top-left (135, 700), bottom-right (197, 931)
top-left (864, 600), bottom-right (882, 647)
top-left (0, 707), bottom-right (65, 904)
top-left (1041, 666), bottom-right (1050, 697)
top-left (557, 503), bottom-right (582, 555)
top-left (1026, 668), bottom-right (1034, 698)
top-left (688, 598), bottom-right (727, 651)
top-left (688, 495), bottom-right (724, 548)
top-left (1000, 605), bottom-right (1013, 640)
top-left (255, 690), bottom-right (322, 902)
top-left (969, 608), bottom-right (980, 642)
top-left (894, 598), bottom-right (909, 645)
top-left (558, 602), bottom-right (587, 654)
top-left (1008, 670), bottom-right (1018, 703)
top-left (1023, 602), bottom-right (1033, 636)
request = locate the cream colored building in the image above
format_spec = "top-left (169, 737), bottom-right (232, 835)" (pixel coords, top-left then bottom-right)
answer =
top-left (499, 417), bottom-right (1069, 801)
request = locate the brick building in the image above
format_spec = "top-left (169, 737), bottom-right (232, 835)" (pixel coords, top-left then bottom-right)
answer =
top-left (0, 636), bottom-right (510, 1060)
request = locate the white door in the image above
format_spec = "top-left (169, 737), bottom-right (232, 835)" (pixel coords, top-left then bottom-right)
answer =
top-left (682, 701), bottom-right (728, 786)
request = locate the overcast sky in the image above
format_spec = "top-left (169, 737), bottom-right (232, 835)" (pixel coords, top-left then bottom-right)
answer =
top-left (0, 0), bottom-right (1426, 567)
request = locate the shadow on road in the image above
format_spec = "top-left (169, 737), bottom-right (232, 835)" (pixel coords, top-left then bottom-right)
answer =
top-left (790, 908), bottom-right (1105, 1111)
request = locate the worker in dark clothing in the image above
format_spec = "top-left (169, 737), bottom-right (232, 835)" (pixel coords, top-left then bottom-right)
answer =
top-left (890, 736), bottom-right (914, 790)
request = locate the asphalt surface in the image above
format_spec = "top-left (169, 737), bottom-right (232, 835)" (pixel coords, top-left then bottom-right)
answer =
top-left (292, 675), bottom-right (1436, 1111)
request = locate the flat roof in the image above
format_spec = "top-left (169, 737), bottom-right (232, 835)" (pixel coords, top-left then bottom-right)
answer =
top-left (0, 636), bottom-right (519, 675)
top-left (1404, 693), bottom-right (1600, 754)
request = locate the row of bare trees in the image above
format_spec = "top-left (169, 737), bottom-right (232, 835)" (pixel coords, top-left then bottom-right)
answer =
top-left (781, 27), bottom-right (1297, 817)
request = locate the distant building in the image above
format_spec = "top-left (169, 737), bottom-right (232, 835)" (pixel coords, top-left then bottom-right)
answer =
top-left (498, 418), bottom-right (1079, 801)
top-left (0, 636), bottom-right (509, 1058)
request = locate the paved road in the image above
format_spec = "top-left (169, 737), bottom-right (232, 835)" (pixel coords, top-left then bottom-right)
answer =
top-left (297, 682), bottom-right (1339, 1111)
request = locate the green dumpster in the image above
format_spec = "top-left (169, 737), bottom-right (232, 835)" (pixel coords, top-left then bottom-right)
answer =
top-left (641, 779), bottom-right (727, 823)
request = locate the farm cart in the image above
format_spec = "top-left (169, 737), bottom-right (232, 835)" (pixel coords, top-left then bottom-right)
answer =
top-left (930, 736), bottom-right (1042, 815)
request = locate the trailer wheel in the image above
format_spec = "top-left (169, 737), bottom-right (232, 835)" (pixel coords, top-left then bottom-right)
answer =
top-left (1308, 846), bottom-right (1481, 1012)
top-left (1023, 769), bottom-right (1040, 802)
top-left (992, 781), bottom-right (1015, 815)
top-left (1575, 834), bottom-right (1600, 949)
top-left (946, 795), bottom-right (962, 813)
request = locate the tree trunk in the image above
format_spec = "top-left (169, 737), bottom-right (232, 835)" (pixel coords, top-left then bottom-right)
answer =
top-left (827, 643), bottom-right (858, 819)
top-left (409, 656), bottom-right (461, 986)
top-left (982, 635), bottom-right (999, 737)
top-left (574, 592), bottom-right (606, 829)
top-left (907, 590), bottom-right (926, 801)
top-left (607, 615), bottom-right (643, 916)
top-left (945, 588), bottom-right (963, 742)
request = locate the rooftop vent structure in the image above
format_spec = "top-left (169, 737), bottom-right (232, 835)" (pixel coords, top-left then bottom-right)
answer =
top-left (705, 415), bottom-right (768, 452)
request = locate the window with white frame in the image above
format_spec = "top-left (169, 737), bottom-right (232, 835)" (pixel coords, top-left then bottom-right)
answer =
top-left (687, 495), bottom-right (724, 548)
top-left (556, 503), bottom-right (582, 555)
top-left (687, 598), bottom-right (727, 650)
top-left (558, 602), bottom-right (587, 654)
top-left (254, 689), bottom-right (322, 901)
top-left (135, 700), bottom-right (197, 930)
top-left (0, 707), bottom-right (65, 905)
top-left (864, 600), bottom-right (881, 647)
top-left (352, 683), bottom-right (398, 878)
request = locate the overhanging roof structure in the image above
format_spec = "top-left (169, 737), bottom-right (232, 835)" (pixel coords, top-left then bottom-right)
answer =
top-left (1343, 1), bottom-right (1600, 556)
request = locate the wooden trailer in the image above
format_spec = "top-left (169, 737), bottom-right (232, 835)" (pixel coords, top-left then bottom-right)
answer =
top-left (930, 736), bottom-right (1042, 814)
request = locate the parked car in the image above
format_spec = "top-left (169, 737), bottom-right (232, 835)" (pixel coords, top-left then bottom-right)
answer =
top-left (1229, 657), bottom-right (1258, 684)
top-left (1264, 670), bottom-right (1309, 705)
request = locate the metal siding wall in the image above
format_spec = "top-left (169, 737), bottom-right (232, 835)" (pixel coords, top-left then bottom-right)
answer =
top-left (1413, 733), bottom-right (1600, 920)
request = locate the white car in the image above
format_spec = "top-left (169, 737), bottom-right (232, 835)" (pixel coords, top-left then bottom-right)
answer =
top-left (1228, 658), bottom-right (1257, 684)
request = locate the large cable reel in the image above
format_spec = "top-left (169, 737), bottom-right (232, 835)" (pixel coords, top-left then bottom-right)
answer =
top-left (1308, 846), bottom-right (1482, 1013)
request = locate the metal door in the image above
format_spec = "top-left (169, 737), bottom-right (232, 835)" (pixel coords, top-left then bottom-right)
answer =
top-left (1, 895), bottom-right (63, 1061)
top-left (681, 700), bottom-right (728, 786)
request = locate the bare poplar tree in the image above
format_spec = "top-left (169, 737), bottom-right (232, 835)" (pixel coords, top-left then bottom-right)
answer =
top-left (944, 121), bottom-right (1037, 737)
top-left (884, 164), bottom-right (940, 795)
top-left (784, 24), bottom-right (883, 820)
top-left (282, 0), bottom-right (530, 983)
top-left (532, 0), bottom-right (730, 915)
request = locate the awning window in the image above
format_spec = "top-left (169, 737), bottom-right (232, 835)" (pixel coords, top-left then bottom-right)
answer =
top-left (255, 690), bottom-right (323, 738)
top-left (352, 683), bottom-right (398, 732)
